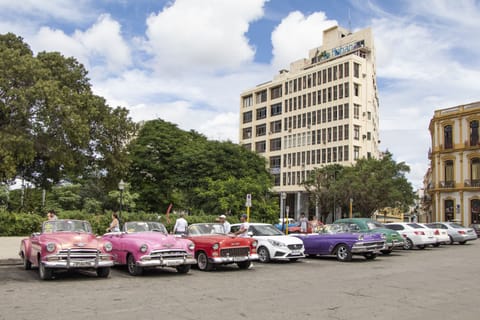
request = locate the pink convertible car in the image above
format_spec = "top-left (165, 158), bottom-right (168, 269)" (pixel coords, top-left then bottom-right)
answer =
top-left (102, 221), bottom-right (196, 276)
top-left (19, 219), bottom-right (114, 280)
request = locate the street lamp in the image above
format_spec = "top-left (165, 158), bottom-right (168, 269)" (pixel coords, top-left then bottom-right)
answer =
top-left (118, 179), bottom-right (126, 217)
top-left (349, 198), bottom-right (353, 218)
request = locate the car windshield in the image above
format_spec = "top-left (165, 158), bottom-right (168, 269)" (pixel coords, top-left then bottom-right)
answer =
top-left (319, 224), bottom-right (351, 234)
top-left (250, 224), bottom-right (284, 236)
top-left (407, 223), bottom-right (425, 229)
top-left (188, 224), bottom-right (225, 235)
top-left (124, 221), bottom-right (167, 233)
top-left (366, 221), bottom-right (385, 230)
top-left (448, 223), bottom-right (465, 229)
top-left (43, 220), bottom-right (92, 233)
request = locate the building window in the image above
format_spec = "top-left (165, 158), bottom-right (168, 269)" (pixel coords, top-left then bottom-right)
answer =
top-left (471, 199), bottom-right (480, 224)
top-left (353, 62), bottom-right (360, 78)
top-left (344, 62), bottom-right (349, 77)
top-left (270, 120), bottom-right (282, 133)
top-left (444, 160), bottom-right (454, 186)
top-left (354, 125), bottom-right (360, 140)
top-left (242, 127), bottom-right (252, 139)
top-left (444, 125), bottom-right (453, 149)
top-left (270, 156), bottom-right (281, 168)
top-left (273, 174), bottom-right (280, 186)
top-left (344, 124), bottom-right (349, 139)
top-left (271, 103), bottom-right (282, 116)
top-left (354, 104), bottom-right (360, 119)
top-left (256, 107), bottom-right (267, 120)
top-left (354, 83), bottom-right (360, 97)
top-left (344, 103), bottom-right (349, 119)
top-left (243, 111), bottom-right (252, 123)
top-left (270, 85), bottom-right (282, 99)
top-left (338, 84), bottom-right (343, 99)
top-left (471, 158), bottom-right (480, 185)
top-left (338, 63), bottom-right (343, 79)
top-left (255, 141), bottom-right (266, 153)
top-left (354, 146), bottom-right (360, 160)
top-left (255, 90), bottom-right (267, 104)
top-left (270, 138), bottom-right (282, 151)
top-left (333, 147), bottom-right (337, 162)
top-left (338, 104), bottom-right (343, 120)
top-left (242, 95), bottom-right (253, 107)
top-left (333, 106), bottom-right (338, 121)
top-left (344, 82), bottom-right (349, 97)
top-left (338, 146), bottom-right (343, 161)
top-left (338, 125), bottom-right (343, 140)
top-left (256, 124), bottom-right (266, 137)
top-left (444, 199), bottom-right (454, 222)
top-left (344, 146), bottom-right (349, 161)
top-left (470, 120), bottom-right (479, 146)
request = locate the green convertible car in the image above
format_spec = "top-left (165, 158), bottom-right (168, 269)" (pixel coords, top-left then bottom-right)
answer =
top-left (334, 218), bottom-right (405, 254)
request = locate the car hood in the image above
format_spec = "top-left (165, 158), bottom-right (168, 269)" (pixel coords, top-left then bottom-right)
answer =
top-left (39, 232), bottom-right (101, 249)
top-left (113, 232), bottom-right (191, 249)
top-left (254, 235), bottom-right (303, 245)
top-left (187, 234), bottom-right (252, 246)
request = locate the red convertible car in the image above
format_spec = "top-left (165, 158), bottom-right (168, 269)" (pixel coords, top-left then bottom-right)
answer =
top-left (19, 219), bottom-right (114, 280)
top-left (185, 223), bottom-right (258, 271)
top-left (102, 221), bottom-right (196, 276)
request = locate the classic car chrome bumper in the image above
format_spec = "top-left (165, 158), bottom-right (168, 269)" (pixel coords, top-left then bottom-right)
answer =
top-left (138, 257), bottom-right (197, 267)
top-left (43, 254), bottom-right (114, 269)
top-left (210, 254), bottom-right (259, 264)
top-left (351, 241), bottom-right (385, 253)
top-left (386, 239), bottom-right (405, 249)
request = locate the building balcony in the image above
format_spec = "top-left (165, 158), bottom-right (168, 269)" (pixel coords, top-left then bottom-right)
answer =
top-left (464, 179), bottom-right (480, 188)
top-left (439, 180), bottom-right (455, 188)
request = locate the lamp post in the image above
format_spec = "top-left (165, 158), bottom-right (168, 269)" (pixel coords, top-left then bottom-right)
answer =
top-left (349, 198), bottom-right (353, 218)
top-left (118, 179), bottom-right (125, 217)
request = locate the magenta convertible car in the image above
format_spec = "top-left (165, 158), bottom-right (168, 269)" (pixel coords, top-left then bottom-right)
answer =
top-left (102, 221), bottom-right (196, 276)
top-left (292, 224), bottom-right (386, 262)
top-left (19, 219), bottom-right (114, 280)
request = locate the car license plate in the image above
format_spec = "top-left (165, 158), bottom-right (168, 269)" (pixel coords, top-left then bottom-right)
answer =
top-left (291, 250), bottom-right (301, 255)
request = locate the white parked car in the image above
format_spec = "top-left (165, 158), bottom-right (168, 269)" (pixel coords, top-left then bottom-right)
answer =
top-left (419, 223), bottom-right (449, 246)
top-left (425, 222), bottom-right (477, 245)
top-left (230, 223), bottom-right (305, 263)
top-left (385, 223), bottom-right (436, 250)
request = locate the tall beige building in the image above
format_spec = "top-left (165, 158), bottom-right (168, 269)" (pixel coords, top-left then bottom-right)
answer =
top-left (426, 101), bottom-right (480, 225)
top-left (239, 26), bottom-right (380, 221)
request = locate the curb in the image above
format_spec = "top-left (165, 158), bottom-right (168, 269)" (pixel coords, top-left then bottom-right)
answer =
top-left (0, 258), bottom-right (22, 266)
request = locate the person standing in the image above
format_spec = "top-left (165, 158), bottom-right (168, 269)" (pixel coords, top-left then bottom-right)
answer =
top-left (234, 214), bottom-right (250, 237)
top-left (219, 214), bottom-right (231, 234)
top-left (173, 212), bottom-right (188, 235)
top-left (299, 212), bottom-right (308, 233)
top-left (47, 210), bottom-right (58, 221)
top-left (106, 212), bottom-right (120, 232)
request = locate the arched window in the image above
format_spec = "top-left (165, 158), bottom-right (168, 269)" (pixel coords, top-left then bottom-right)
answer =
top-left (444, 125), bottom-right (453, 149)
top-left (470, 120), bottom-right (479, 146)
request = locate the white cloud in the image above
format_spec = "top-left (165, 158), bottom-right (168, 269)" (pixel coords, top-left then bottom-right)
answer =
top-left (143, 0), bottom-right (266, 74)
top-left (270, 11), bottom-right (337, 70)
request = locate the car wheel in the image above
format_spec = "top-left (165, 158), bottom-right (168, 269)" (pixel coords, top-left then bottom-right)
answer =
top-left (257, 246), bottom-right (271, 263)
top-left (335, 244), bottom-right (352, 262)
top-left (364, 253), bottom-right (377, 260)
top-left (404, 238), bottom-right (413, 250)
top-left (96, 267), bottom-right (110, 278)
top-left (448, 235), bottom-right (454, 245)
top-left (380, 249), bottom-right (392, 255)
top-left (176, 265), bottom-right (191, 274)
top-left (127, 254), bottom-right (143, 276)
top-left (459, 241), bottom-right (467, 245)
top-left (197, 252), bottom-right (213, 271)
top-left (237, 261), bottom-right (251, 269)
top-left (39, 258), bottom-right (53, 280)
top-left (21, 251), bottom-right (31, 270)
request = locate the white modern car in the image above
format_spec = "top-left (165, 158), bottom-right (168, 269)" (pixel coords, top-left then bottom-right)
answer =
top-left (425, 222), bottom-right (478, 245)
top-left (385, 222), bottom-right (436, 250)
top-left (230, 223), bottom-right (305, 263)
top-left (419, 223), bottom-right (449, 246)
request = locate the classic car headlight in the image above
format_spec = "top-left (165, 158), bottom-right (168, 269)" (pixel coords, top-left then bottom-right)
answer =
top-left (140, 244), bottom-right (148, 253)
top-left (104, 242), bottom-right (113, 252)
top-left (267, 239), bottom-right (285, 247)
top-left (381, 233), bottom-right (387, 240)
top-left (46, 242), bottom-right (56, 253)
top-left (212, 243), bottom-right (219, 250)
top-left (188, 243), bottom-right (195, 251)
top-left (252, 240), bottom-right (258, 248)
top-left (357, 234), bottom-right (364, 241)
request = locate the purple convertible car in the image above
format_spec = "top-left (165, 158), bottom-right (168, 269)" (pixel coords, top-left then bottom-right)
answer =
top-left (102, 221), bottom-right (196, 275)
top-left (291, 224), bottom-right (386, 262)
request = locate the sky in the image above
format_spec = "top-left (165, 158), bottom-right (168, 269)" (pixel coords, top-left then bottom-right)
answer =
top-left (1, 0), bottom-right (479, 190)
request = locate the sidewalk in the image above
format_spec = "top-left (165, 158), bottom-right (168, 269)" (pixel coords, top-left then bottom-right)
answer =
top-left (0, 237), bottom-right (25, 265)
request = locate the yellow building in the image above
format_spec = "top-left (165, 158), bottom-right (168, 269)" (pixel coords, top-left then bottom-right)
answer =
top-left (239, 25), bottom-right (380, 221)
top-left (427, 101), bottom-right (480, 225)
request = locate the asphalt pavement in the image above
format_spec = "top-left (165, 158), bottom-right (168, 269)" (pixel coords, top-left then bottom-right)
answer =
top-left (0, 237), bottom-right (25, 265)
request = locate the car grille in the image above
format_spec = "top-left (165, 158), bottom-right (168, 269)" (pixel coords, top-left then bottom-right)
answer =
top-left (220, 247), bottom-right (249, 257)
top-left (287, 244), bottom-right (303, 250)
top-left (57, 248), bottom-right (100, 260)
top-left (150, 250), bottom-right (189, 259)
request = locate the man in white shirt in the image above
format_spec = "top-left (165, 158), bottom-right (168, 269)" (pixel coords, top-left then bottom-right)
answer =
top-left (234, 214), bottom-right (250, 238)
top-left (219, 214), bottom-right (231, 234)
top-left (173, 213), bottom-right (188, 235)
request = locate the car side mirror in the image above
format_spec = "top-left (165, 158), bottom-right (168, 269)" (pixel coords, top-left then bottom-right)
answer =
top-left (247, 231), bottom-right (254, 237)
